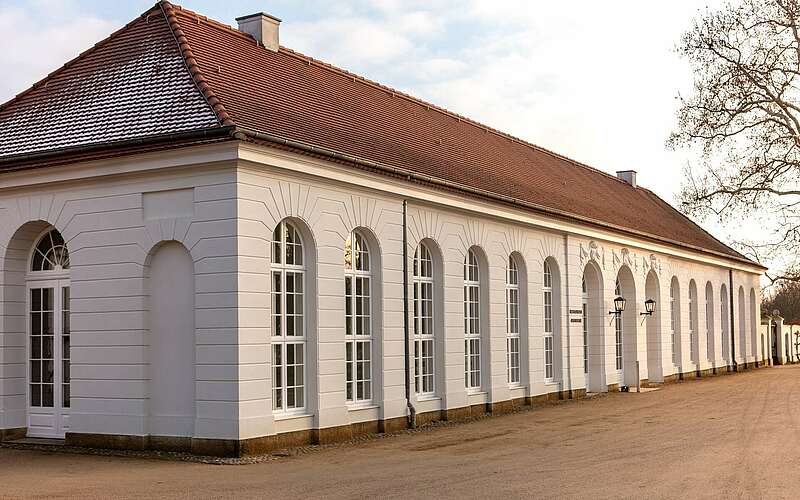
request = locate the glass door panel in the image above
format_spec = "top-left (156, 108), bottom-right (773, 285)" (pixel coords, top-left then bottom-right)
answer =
top-left (30, 288), bottom-right (55, 408)
top-left (28, 281), bottom-right (70, 438)
top-left (62, 286), bottom-right (70, 409)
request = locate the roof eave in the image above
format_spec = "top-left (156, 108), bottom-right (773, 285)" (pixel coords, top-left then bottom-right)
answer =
top-left (0, 126), bottom-right (235, 170)
top-left (232, 125), bottom-right (766, 272)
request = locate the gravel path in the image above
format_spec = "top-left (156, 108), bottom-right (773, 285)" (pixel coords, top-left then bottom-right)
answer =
top-left (1, 365), bottom-right (798, 499)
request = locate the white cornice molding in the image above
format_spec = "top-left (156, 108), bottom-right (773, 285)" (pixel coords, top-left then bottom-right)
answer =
top-left (0, 142), bottom-right (239, 191)
top-left (237, 142), bottom-right (764, 275)
top-left (0, 140), bottom-right (764, 276)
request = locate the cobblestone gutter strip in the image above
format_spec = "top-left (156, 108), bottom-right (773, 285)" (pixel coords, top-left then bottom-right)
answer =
top-left (0, 393), bottom-right (610, 465)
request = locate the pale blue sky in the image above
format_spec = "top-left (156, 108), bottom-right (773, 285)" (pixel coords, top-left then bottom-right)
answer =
top-left (4, 0), bottom-right (765, 266)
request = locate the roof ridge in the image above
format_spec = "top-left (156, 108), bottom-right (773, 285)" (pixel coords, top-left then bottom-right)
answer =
top-left (0, 5), bottom-right (160, 114)
top-left (171, 2), bottom-right (258, 44)
top-left (159, 1), bottom-right (234, 127)
top-left (164, 3), bottom-right (628, 186)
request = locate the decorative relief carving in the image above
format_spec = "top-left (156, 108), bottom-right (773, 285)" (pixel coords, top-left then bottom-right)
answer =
top-left (611, 246), bottom-right (638, 273)
top-left (579, 240), bottom-right (604, 268)
top-left (643, 253), bottom-right (662, 276)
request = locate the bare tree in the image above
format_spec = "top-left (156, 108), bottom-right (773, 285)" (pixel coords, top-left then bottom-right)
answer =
top-left (670, 0), bottom-right (800, 282)
top-left (762, 280), bottom-right (800, 320)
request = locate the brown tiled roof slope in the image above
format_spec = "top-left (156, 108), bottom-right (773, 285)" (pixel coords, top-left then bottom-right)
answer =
top-left (0, 1), bottom-right (758, 266)
top-left (0, 5), bottom-right (219, 158)
top-left (167, 4), bottom-right (752, 263)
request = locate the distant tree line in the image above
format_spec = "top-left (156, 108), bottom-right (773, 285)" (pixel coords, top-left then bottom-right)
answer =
top-left (762, 280), bottom-right (800, 322)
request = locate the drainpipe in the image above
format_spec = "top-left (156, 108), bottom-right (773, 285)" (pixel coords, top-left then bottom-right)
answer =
top-left (403, 200), bottom-right (417, 427)
top-left (729, 269), bottom-right (737, 372)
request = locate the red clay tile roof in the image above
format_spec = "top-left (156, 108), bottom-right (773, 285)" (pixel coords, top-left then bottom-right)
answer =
top-left (0, 1), bottom-right (760, 267)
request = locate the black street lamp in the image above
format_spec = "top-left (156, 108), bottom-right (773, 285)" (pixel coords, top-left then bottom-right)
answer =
top-left (609, 296), bottom-right (626, 316)
top-left (640, 299), bottom-right (656, 316)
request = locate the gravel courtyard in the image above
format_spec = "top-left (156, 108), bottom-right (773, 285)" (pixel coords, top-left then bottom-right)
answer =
top-left (2, 365), bottom-right (799, 499)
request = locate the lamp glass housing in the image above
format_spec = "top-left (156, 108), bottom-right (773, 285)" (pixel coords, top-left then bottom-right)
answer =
top-left (614, 296), bottom-right (626, 313)
top-left (644, 299), bottom-right (656, 314)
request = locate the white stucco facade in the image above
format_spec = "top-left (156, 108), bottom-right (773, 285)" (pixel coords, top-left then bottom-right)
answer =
top-left (0, 140), bottom-right (764, 453)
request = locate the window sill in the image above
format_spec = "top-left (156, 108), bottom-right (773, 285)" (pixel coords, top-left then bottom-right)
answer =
top-left (467, 390), bottom-right (488, 396)
top-left (508, 384), bottom-right (526, 391)
top-left (273, 412), bottom-right (313, 422)
top-left (416, 395), bottom-right (441, 403)
top-left (347, 404), bottom-right (379, 412)
top-left (544, 381), bottom-right (561, 387)
top-left (467, 391), bottom-right (488, 404)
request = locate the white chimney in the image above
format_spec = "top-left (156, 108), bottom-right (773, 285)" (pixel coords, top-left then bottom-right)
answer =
top-left (616, 170), bottom-right (637, 188)
top-left (236, 12), bottom-right (281, 52)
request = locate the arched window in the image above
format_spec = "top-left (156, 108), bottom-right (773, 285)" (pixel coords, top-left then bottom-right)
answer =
top-left (582, 277), bottom-right (589, 374)
top-left (413, 242), bottom-right (435, 395)
top-left (614, 279), bottom-right (623, 373)
top-left (271, 220), bottom-right (306, 413)
top-left (344, 231), bottom-right (372, 404)
top-left (705, 282), bottom-right (714, 362)
top-left (27, 228), bottom-right (72, 430)
top-left (506, 256), bottom-right (521, 385)
top-left (738, 286), bottom-right (746, 361)
top-left (544, 261), bottom-right (555, 381)
top-left (720, 285), bottom-right (729, 362)
top-left (31, 229), bottom-right (70, 271)
top-left (689, 280), bottom-right (697, 364)
top-left (464, 248), bottom-right (481, 391)
top-left (670, 278), bottom-right (679, 366)
top-left (749, 289), bottom-right (758, 363)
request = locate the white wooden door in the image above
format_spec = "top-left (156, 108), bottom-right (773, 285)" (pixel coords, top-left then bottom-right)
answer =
top-left (27, 281), bottom-right (70, 438)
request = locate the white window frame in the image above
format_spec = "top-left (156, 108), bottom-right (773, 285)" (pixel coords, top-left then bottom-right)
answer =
top-left (413, 242), bottom-right (435, 397)
top-left (689, 283), bottom-right (697, 364)
top-left (344, 231), bottom-right (373, 406)
top-left (614, 279), bottom-right (623, 373)
top-left (721, 287), bottom-right (729, 361)
top-left (26, 228), bottom-right (72, 438)
top-left (464, 249), bottom-right (481, 392)
top-left (271, 220), bottom-right (307, 415)
top-left (582, 277), bottom-right (588, 374)
top-left (506, 256), bottom-right (521, 386)
top-left (543, 261), bottom-right (555, 382)
top-left (705, 285), bottom-right (714, 362)
top-left (670, 280), bottom-right (678, 366)
top-left (31, 229), bottom-right (71, 272)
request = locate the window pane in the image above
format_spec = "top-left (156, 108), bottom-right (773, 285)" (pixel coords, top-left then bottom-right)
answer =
top-left (42, 384), bottom-right (54, 407)
top-left (31, 230), bottom-right (70, 272)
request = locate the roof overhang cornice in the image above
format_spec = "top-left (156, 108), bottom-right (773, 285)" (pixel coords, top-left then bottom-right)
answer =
top-left (230, 126), bottom-right (766, 273)
top-left (0, 127), bottom-right (234, 172)
top-left (0, 122), bottom-right (766, 274)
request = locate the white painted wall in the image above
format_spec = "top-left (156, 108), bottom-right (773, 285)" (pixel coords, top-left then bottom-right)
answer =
top-left (0, 141), bottom-right (764, 443)
top-left (148, 241), bottom-right (195, 437)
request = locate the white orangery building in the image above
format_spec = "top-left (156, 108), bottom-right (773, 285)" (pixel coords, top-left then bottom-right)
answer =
top-left (0, 2), bottom-right (766, 456)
